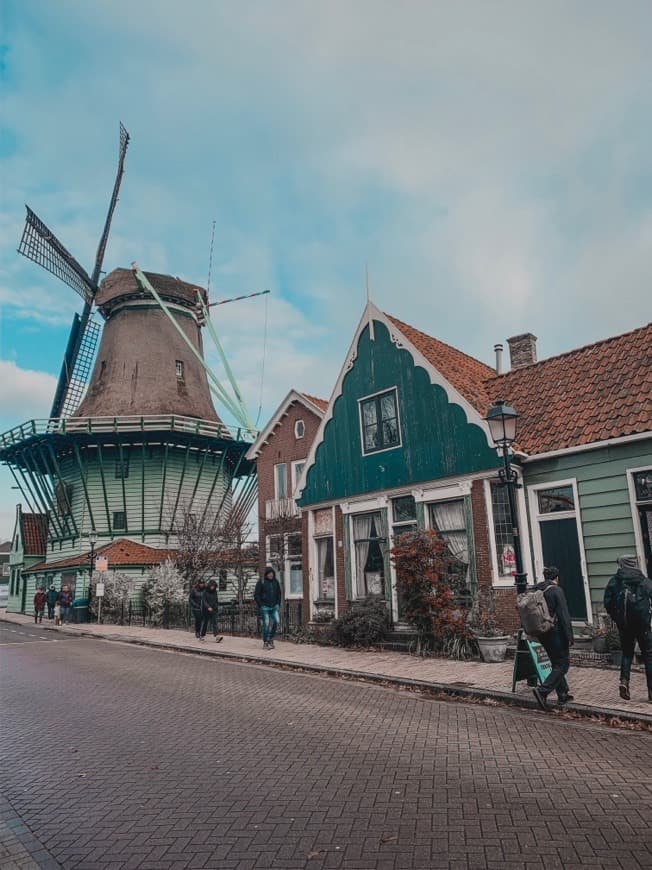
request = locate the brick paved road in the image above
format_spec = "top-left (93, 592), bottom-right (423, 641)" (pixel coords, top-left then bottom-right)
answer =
top-left (2, 627), bottom-right (651, 870)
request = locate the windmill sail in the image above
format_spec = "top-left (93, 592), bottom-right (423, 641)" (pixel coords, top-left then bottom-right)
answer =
top-left (92, 123), bottom-right (130, 283)
top-left (17, 207), bottom-right (95, 303)
top-left (53, 315), bottom-right (101, 419)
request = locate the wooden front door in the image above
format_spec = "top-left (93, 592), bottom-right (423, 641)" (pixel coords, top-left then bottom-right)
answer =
top-left (539, 518), bottom-right (587, 621)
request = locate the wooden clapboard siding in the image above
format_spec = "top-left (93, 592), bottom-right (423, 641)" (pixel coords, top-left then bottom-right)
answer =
top-left (300, 320), bottom-right (499, 506)
top-left (523, 439), bottom-right (652, 613)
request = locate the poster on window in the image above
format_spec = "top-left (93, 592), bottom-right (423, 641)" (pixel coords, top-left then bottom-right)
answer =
top-left (501, 544), bottom-right (516, 575)
top-left (365, 571), bottom-right (383, 595)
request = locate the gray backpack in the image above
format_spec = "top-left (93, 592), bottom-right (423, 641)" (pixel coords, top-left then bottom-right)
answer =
top-left (517, 588), bottom-right (555, 639)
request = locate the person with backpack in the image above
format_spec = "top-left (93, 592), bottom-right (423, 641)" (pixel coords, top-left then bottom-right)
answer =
top-left (530, 567), bottom-right (574, 710)
top-left (603, 554), bottom-right (652, 703)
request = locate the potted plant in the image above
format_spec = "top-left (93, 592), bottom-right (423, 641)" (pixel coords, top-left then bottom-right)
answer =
top-left (470, 589), bottom-right (511, 663)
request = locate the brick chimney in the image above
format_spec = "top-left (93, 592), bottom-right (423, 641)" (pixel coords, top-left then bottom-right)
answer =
top-left (506, 333), bottom-right (537, 369)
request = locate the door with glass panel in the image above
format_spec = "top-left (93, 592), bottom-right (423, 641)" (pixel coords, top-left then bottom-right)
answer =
top-left (533, 484), bottom-right (587, 621)
top-left (391, 495), bottom-right (417, 618)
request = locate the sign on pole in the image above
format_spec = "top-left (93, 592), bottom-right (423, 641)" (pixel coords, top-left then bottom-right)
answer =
top-left (95, 556), bottom-right (108, 573)
top-left (95, 582), bottom-right (105, 597)
top-left (512, 629), bottom-right (553, 692)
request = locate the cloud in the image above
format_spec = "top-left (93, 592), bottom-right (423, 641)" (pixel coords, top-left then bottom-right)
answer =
top-left (0, 359), bottom-right (56, 419)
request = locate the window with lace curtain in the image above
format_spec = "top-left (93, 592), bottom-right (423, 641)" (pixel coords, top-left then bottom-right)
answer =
top-left (427, 499), bottom-right (469, 592)
top-left (352, 511), bottom-right (386, 598)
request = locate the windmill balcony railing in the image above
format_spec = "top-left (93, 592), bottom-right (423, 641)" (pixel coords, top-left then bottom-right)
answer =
top-left (0, 415), bottom-right (253, 448)
top-left (265, 497), bottom-right (301, 520)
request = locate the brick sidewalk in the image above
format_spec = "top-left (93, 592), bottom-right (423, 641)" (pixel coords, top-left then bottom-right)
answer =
top-left (3, 611), bottom-right (651, 723)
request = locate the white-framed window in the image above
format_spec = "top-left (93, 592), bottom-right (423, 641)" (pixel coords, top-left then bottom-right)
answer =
top-left (489, 482), bottom-right (517, 580)
top-left (358, 388), bottom-right (401, 455)
top-left (291, 460), bottom-right (305, 494)
top-left (391, 495), bottom-right (417, 541)
top-left (352, 511), bottom-right (386, 598)
top-left (274, 463), bottom-right (287, 500)
top-left (267, 532), bottom-right (303, 598)
top-left (312, 508), bottom-right (335, 603)
top-left (627, 466), bottom-right (652, 579)
top-left (426, 499), bottom-right (470, 592)
top-left (294, 419), bottom-right (305, 439)
top-left (175, 360), bottom-right (184, 379)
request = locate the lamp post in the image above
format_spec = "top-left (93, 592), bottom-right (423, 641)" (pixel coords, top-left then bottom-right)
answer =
top-left (485, 400), bottom-right (528, 594)
top-left (87, 531), bottom-right (98, 612)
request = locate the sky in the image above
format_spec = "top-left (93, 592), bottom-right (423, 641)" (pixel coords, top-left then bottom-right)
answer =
top-left (0, 1), bottom-right (651, 539)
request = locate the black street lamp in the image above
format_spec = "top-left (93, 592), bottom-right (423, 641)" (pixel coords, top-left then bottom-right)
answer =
top-left (485, 400), bottom-right (528, 593)
top-left (87, 531), bottom-right (98, 612)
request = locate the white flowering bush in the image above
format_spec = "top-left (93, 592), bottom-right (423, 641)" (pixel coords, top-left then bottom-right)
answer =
top-left (96, 571), bottom-right (131, 622)
top-left (140, 560), bottom-right (186, 626)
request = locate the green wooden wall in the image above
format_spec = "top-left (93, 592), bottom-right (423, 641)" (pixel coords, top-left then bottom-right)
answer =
top-left (523, 440), bottom-right (652, 614)
top-left (299, 320), bottom-right (499, 506)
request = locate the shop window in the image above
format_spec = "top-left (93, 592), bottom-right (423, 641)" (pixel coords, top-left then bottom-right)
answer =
top-left (359, 389), bottom-right (400, 454)
top-left (490, 483), bottom-right (516, 577)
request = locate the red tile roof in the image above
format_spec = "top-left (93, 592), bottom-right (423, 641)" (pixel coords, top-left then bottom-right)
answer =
top-left (492, 323), bottom-right (652, 454)
top-left (21, 514), bottom-right (48, 556)
top-left (26, 539), bottom-right (176, 574)
top-left (386, 315), bottom-right (495, 412)
top-left (301, 393), bottom-right (328, 412)
top-left (387, 314), bottom-right (652, 456)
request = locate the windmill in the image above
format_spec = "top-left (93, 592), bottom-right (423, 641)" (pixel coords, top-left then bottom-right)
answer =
top-left (17, 123), bottom-right (130, 419)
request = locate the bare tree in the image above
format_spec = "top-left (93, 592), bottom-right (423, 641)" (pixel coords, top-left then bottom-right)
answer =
top-left (265, 506), bottom-right (302, 599)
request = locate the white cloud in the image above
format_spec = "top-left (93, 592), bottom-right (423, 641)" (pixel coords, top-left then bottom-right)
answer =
top-left (0, 360), bottom-right (57, 419)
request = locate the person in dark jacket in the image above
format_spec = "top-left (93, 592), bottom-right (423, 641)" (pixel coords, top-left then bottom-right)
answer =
top-left (532, 567), bottom-right (575, 710)
top-left (189, 580), bottom-right (206, 639)
top-left (200, 579), bottom-right (223, 642)
top-left (604, 554), bottom-right (652, 703)
top-left (46, 584), bottom-right (58, 620)
top-left (254, 567), bottom-right (282, 650)
top-left (33, 588), bottom-right (47, 624)
top-left (57, 585), bottom-right (73, 624)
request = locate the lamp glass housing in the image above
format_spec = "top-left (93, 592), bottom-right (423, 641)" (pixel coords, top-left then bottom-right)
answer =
top-left (485, 401), bottom-right (519, 447)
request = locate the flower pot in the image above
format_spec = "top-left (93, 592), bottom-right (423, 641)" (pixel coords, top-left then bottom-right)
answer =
top-left (475, 635), bottom-right (510, 663)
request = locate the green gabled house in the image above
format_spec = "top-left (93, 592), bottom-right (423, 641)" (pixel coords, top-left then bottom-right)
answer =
top-left (7, 506), bottom-right (48, 613)
top-left (295, 303), bottom-right (652, 630)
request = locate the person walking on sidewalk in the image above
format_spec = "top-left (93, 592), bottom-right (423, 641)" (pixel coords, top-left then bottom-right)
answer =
top-left (532, 567), bottom-right (574, 710)
top-left (604, 554), bottom-right (652, 704)
top-left (200, 579), bottom-right (223, 643)
top-left (57, 585), bottom-right (73, 624)
top-left (189, 580), bottom-right (205, 639)
top-left (254, 567), bottom-right (282, 650)
top-left (33, 587), bottom-right (46, 624)
top-left (46, 584), bottom-right (58, 620)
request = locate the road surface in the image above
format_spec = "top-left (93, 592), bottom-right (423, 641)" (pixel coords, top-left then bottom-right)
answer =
top-left (1, 623), bottom-right (651, 869)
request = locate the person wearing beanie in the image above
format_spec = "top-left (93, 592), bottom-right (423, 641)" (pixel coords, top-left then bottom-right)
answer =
top-left (532, 566), bottom-right (575, 710)
top-left (604, 554), bottom-right (652, 703)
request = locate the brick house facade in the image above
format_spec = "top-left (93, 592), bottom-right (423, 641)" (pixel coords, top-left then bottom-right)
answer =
top-left (246, 391), bottom-right (326, 602)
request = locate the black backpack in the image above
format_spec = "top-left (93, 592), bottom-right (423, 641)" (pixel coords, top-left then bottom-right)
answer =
top-left (612, 579), bottom-right (652, 630)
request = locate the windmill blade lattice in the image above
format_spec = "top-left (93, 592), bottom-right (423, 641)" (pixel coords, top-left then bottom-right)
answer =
top-left (58, 318), bottom-right (102, 418)
top-left (17, 206), bottom-right (95, 303)
top-left (92, 123), bottom-right (130, 282)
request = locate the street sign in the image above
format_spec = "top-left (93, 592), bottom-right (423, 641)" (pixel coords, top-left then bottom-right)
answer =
top-left (95, 582), bottom-right (105, 597)
top-left (95, 556), bottom-right (108, 572)
top-left (512, 629), bottom-right (553, 691)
